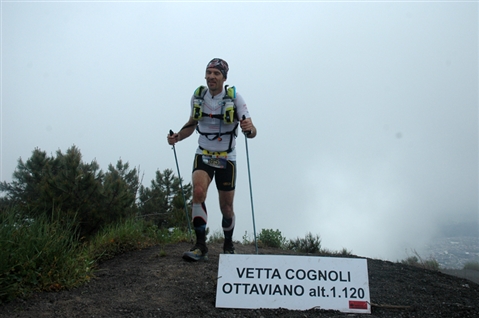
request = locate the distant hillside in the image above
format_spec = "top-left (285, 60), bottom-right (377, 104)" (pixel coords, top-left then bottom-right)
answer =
top-left (422, 236), bottom-right (479, 269)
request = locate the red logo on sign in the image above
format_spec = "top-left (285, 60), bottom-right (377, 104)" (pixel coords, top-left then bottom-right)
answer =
top-left (349, 301), bottom-right (368, 310)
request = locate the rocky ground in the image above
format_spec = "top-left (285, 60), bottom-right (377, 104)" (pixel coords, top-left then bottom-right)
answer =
top-left (1, 242), bottom-right (478, 318)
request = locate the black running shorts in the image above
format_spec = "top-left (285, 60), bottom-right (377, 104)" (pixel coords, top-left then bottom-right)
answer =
top-left (192, 154), bottom-right (236, 191)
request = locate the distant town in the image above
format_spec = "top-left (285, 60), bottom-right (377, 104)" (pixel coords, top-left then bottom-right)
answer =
top-left (422, 236), bottom-right (479, 269)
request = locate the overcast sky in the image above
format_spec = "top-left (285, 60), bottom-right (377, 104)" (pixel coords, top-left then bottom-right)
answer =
top-left (1, 1), bottom-right (477, 261)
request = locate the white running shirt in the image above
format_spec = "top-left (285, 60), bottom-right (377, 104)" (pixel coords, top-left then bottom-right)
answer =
top-left (190, 87), bottom-right (250, 161)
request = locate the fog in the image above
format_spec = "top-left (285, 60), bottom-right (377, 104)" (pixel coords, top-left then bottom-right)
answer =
top-left (2, 1), bottom-right (477, 261)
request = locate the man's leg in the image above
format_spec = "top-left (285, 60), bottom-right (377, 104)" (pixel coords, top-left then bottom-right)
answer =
top-left (183, 167), bottom-right (212, 261)
top-left (192, 170), bottom-right (211, 249)
top-left (219, 190), bottom-right (236, 253)
top-left (216, 159), bottom-right (237, 254)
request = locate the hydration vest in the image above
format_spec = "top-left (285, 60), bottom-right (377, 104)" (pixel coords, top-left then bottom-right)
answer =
top-left (192, 85), bottom-right (239, 152)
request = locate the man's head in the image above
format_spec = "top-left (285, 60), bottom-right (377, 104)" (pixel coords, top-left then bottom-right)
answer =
top-left (205, 58), bottom-right (228, 95)
top-left (206, 58), bottom-right (229, 79)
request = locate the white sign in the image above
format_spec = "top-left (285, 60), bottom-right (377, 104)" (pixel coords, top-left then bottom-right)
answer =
top-left (216, 254), bottom-right (370, 314)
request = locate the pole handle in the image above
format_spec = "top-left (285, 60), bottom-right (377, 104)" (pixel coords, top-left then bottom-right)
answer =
top-left (241, 115), bottom-right (252, 136)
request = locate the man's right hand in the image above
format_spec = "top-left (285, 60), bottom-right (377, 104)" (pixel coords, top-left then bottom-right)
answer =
top-left (167, 131), bottom-right (179, 145)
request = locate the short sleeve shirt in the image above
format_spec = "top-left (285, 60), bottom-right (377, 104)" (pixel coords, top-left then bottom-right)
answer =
top-left (191, 87), bottom-right (250, 161)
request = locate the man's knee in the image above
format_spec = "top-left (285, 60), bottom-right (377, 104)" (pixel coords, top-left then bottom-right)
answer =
top-left (220, 204), bottom-right (234, 216)
top-left (192, 170), bottom-right (211, 202)
top-left (193, 185), bottom-right (207, 202)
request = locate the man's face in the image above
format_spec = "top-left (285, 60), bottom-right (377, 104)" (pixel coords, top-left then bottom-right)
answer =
top-left (205, 67), bottom-right (226, 93)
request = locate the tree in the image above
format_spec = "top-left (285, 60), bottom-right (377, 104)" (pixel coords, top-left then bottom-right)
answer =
top-left (0, 146), bottom-right (140, 238)
top-left (101, 160), bottom-right (140, 224)
top-left (137, 169), bottom-right (192, 229)
top-left (0, 148), bottom-right (53, 212)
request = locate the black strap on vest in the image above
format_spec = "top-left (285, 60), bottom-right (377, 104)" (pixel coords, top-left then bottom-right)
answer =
top-left (195, 85), bottom-right (238, 121)
top-left (196, 123), bottom-right (238, 152)
top-left (199, 146), bottom-right (234, 154)
top-left (195, 85), bottom-right (239, 152)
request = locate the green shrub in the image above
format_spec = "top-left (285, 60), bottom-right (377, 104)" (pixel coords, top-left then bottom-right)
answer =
top-left (242, 231), bottom-right (252, 245)
top-left (337, 247), bottom-right (353, 256)
top-left (208, 228), bottom-right (224, 243)
top-left (423, 259), bottom-right (440, 271)
top-left (87, 218), bottom-right (195, 263)
top-left (401, 256), bottom-right (420, 266)
top-left (86, 217), bottom-right (158, 262)
top-left (400, 250), bottom-right (439, 271)
top-left (157, 227), bottom-right (192, 244)
top-left (463, 261), bottom-right (479, 271)
top-left (0, 209), bottom-right (93, 303)
top-left (258, 229), bottom-right (286, 248)
top-left (321, 247), bottom-right (353, 256)
top-left (286, 232), bottom-right (321, 253)
top-left (0, 203), bottom-right (193, 303)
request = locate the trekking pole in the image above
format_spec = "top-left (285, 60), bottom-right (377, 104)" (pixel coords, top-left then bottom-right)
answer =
top-left (169, 130), bottom-right (193, 243)
top-left (242, 116), bottom-right (258, 254)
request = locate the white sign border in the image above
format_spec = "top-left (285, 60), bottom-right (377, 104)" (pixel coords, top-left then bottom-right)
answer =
top-left (216, 254), bottom-right (371, 314)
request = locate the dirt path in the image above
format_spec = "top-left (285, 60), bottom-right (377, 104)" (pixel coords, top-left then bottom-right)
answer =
top-left (1, 242), bottom-right (478, 317)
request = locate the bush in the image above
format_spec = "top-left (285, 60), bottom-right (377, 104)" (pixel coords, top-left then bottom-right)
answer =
top-left (400, 250), bottom-right (439, 271)
top-left (401, 256), bottom-right (420, 266)
top-left (0, 208), bottom-right (93, 303)
top-left (157, 227), bottom-right (193, 244)
top-left (463, 261), bottom-right (479, 271)
top-left (87, 218), bottom-right (194, 263)
top-left (258, 229), bottom-right (286, 248)
top-left (0, 207), bottom-right (195, 304)
top-left (286, 232), bottom-right (321, 254)
top-left (86, 217), bottom-right (158, 262)
top-left (337, 247), bottom-right (353, 256)
top-left (208, 228), bottom-right (224, 243)
top-left (242, 231), bottom-right (253, 245)
top-left (320, 247), bottom-right (353, 256)
top-left (423, 259), bottom-right (440, 271)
